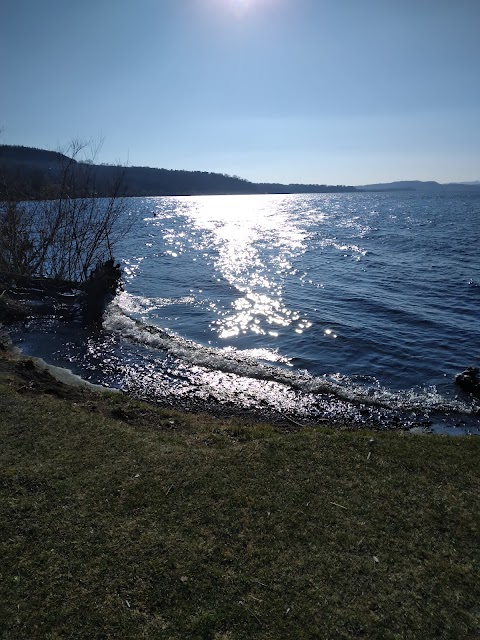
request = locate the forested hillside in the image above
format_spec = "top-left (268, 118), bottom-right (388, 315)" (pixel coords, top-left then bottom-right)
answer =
top-left (0, 145), bottom-right (357, 197)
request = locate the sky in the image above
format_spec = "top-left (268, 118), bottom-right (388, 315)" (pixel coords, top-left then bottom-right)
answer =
top-left (2, 0), bottom-right (480, 185)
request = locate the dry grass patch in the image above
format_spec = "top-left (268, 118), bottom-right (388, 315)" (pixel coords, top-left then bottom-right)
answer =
top-left (0, 352), bottom-right (479, 639)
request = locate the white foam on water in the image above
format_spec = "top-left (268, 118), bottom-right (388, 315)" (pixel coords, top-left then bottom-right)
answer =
top-left (103, 303), bottom-right (477, 415)
top-left (116, 290), bottom-right (196, 315)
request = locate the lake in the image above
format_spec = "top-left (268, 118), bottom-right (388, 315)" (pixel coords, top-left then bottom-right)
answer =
top-left (12, 191), bottom-right (480, 434)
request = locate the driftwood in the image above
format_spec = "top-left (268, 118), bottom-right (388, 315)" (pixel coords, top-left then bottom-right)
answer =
top-left (0, 260), bottom-right (121, 326)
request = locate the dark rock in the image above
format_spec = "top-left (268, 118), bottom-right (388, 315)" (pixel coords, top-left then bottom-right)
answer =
top-left (80, 259), bottom-right (122, 326)
top-left (455, 367), bottom-right (480, 397)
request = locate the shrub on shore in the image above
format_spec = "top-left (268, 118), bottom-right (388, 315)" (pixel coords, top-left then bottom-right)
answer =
top-left (0, 140), bottom-right (127, 324)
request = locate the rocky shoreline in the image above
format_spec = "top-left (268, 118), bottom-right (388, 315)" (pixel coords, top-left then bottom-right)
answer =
top-left (2, 309), bottom-right (479, 436)
top-left (0, 324), bottom-right (446, 435)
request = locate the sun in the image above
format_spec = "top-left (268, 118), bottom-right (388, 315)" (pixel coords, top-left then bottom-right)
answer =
top-left (205, 0), bottom-right (277, 21)
top-left (215, 0), bottom-right (265, 17)
top-left (227, 0), bottom-right (256, 13)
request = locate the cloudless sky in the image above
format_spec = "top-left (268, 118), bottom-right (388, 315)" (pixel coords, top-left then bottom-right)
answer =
top-left (2, 0), bottom-right (479, 184)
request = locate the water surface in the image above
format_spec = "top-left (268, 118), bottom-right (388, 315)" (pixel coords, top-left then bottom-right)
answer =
top-left (13, 192), bottom-right (480, 434)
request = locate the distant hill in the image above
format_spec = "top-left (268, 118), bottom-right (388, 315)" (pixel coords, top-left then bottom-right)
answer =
top-left (0, 145), bottom-right (73, 167)
top-left (0, 145), bottom-right (77, 198)
top-left (0, 145), bottom-right (357, 198)
top-left (358, 180), bottom-right (480, 192)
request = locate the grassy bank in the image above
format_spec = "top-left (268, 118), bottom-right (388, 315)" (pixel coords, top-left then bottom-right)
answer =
top-left (0, 348), bottom-right (479, 639)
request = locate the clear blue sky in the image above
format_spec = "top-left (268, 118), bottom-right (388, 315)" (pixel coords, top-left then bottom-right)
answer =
top-left (2, 0), bottom-right (479, 184)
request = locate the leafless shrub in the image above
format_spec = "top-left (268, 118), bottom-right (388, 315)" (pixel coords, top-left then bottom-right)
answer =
top-left (0, 139), bottom-right (129, 283)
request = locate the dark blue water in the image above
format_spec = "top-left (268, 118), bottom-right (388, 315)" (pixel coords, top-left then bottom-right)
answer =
top-left (13, 192), bottom-right (480, 433)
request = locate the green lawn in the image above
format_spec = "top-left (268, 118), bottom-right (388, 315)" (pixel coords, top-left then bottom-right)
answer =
top-left (0, 350), bottom-right (479, 639)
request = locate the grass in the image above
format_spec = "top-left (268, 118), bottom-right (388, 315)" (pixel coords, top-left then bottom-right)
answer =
top-left (0, 348), bottom-right (479, 639)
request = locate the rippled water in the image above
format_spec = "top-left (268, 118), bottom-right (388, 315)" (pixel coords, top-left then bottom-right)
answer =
top-left (13, 192), bottom-right (480, 433)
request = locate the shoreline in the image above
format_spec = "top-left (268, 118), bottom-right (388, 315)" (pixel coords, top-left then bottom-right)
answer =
top-left (0, 323), bottom-right (457, 436)
top-left (3, 308), bottom-right (479, 436)
top-left (1, 327), bottom-right (117, 393)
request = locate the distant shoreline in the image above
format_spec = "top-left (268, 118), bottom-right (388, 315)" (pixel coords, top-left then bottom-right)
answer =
top-left (0, 144), bottom-right (356, 199)
top-left (2, 144), bottom-right (480, 199)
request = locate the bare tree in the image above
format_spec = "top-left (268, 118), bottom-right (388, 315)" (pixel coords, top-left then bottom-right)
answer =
top-left (0, 139), bottom-right (131, 324)
top-left (0, 139), bottom-right (129, 283)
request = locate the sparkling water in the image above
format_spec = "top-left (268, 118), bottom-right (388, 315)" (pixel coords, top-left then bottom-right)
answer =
top-left (13, 191), bottom-right (480, 433)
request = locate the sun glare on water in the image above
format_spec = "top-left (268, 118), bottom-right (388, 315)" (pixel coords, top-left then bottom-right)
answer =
top-left (183, 195), bottom-right (308, 341)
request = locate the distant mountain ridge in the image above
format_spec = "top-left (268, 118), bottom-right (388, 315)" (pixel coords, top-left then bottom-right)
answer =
top-left (0, 145), bottom-right (356, 198)
top-left (358, 180), bottom-right (480, 192)
top-left (3, 145), bottom-right (477, 197)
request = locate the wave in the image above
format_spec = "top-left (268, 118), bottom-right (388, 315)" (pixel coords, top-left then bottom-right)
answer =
top-left (103, 302), bottom-right (477, 416)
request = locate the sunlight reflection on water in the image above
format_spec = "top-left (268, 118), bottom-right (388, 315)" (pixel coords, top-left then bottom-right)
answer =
top-left (183, 195), bottom-right (310, 339)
